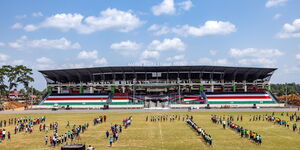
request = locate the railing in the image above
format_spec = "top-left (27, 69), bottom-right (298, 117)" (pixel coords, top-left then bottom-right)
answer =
top-left (266, 91), bottom-right (280, 103)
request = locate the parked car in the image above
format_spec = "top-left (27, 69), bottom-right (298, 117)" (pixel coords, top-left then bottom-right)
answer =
top-left (52, 104), bottom-right (59, 111)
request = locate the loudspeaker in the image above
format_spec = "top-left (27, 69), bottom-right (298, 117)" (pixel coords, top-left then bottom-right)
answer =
top-left (61, 144), bottom-right (85, 150)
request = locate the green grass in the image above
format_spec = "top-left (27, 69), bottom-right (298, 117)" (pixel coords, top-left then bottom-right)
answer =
top-left (0, 111), bottom-right (300, 150)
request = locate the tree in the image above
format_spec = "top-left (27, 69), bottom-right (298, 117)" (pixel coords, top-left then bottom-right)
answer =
top-left (0, 67), bottom-right (7, 99)
top-left (0, 65), bottom-right (34, 101)
top-left (15, 65), bottom-right (34, 94)
top-left (2, 65), bottom-right (17, 92)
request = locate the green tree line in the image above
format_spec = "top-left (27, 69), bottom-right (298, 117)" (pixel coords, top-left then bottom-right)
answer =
top-left (271, 83), bottom-right (300, 96)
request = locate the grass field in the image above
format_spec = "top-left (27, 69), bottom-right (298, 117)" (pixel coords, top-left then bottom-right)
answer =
top-left (0, 111), bottom-right (300, 150)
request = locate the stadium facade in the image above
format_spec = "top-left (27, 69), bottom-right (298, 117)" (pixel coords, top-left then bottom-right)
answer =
top-left (39, 65), bottom-right (281, 108)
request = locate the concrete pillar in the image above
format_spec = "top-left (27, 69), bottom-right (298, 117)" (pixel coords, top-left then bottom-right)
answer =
top-left (122, 86), bottom-right (125, 93)
top-left (210, 79), bottom-right (214, 92)
top-left (90, 86), bottom-right (94, 93)
top-left (244, 81), bottom-right (247, 92)
top-left (57, 86), bottom-right (61, 94)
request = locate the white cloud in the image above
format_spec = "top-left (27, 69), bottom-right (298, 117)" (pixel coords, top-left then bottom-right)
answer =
top-left (238, 58), bottom-right (275, 66)
top-left (0, 53), bottom-right (9, 62)
top-left (209, 50), bottom-right (217, 56)
top-left (152, 0), bottom-right (176, 16)
top-left (41, 13), bottom-right (83, 32)
top-left (24, 24), bottom-right (39, 31)
top-left (265, 0), bottom-right (288, 8)
top-left (16, 14), bottom-right (27, 19)
top-left (129, 59), bottom-right (156, 66)
top-left (162, 60), bottom-right (188, 66)
top-left (273, 13), bottom-right (282, 20)
top-left (77, 50), bottom-right (108, 65)
top-left (34, 64), bottom-right (56, 70)
top-left (229, 48), bottom-right (283, 67)
top-left (11, 59), bottom-right (25, 65)
top-left (215, 59), bottom-right (229, 66)
top-left (0, 42), bottom-right (5, 47)
top-left (32, 12), bottom-right (43, 17)
top-left (94, 58), bottom-right (107, 65)
top-left (166, 54), bottom-right (185, 61)
top-left (277, 19), bottom-right (300, 38)
top-left (78, 50), bottom-right (98, 59)
top-left (59, 63), bottom-right (90, 69)
top-left (36, 57), bottom-right (53, 64)
top-left (22, 8), bottom-right (144, 34)
top-left (148, 24), bottom-right (171, 36)
top-left (110, 40), bottom-right (141, 56)
top-left (149, 21), bottom-right (236, 37)
top-left (178, 0), bottom-right (193, 11)
top-left (296, 54), bottom-right (300, 60)
top-left (172, 21), bottom-right (236, 37)
top-left (229, 48), bottom-right (283, 58)
top-left (8, 36), bottom-right (80, 50)
top-left (197, 58), bottom-right (229, 66)
top-left (11, 23), bottom-right (23, 29)
top-left (141, 50), bottom-right (160, 59)
top-left (148, 38), bottom-right (185, 51)
top-left (140, 38), bottom-right (185, 60)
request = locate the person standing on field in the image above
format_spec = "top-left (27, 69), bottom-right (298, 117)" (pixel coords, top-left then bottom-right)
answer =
top-left (106, 130), bottom-right (109, 138)
top-left (109, 137), bottom-right (113, 147)
top-left (45, 136), bottom-right (48, 145)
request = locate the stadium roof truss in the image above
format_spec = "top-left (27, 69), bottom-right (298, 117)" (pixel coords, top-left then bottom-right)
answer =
top-left (39, 66), bottom-right (277, 84)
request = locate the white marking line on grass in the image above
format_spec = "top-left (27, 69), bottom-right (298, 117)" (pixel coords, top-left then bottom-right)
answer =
top-left (159, 121), bottom-right (164, 150)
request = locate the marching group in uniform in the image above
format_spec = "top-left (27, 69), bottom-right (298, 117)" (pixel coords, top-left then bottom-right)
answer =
top-left (211, 115), bottom-right (262, 144)
top-left (186, 118), bottom-right (213, 145)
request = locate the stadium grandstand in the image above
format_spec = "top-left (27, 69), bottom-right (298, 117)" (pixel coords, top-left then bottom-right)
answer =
top-left (38, 65), bottom-right (283, 108)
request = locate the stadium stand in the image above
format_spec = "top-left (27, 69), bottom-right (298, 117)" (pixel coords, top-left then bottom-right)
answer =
top-left (110, 93), bottom-right (131, 105)
top-left (205, 91), bottom-right (277, 104)
top-left (38, 65), bottom-right (283, 108)
top-left (43, 93), bottom-right (109, 105)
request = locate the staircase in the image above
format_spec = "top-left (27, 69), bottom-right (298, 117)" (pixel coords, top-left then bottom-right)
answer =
top-left (266, 91), bottom-right (280, 103)
top-left (39, 93), bottom-right (50, 105)
top-left (106, 93), bottom-right (113, 104)
top-left (200, 91), bottom-right (208, 104)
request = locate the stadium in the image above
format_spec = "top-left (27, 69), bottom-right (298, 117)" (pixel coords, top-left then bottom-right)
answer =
top-left (38, 65), bottom-right (284, 109)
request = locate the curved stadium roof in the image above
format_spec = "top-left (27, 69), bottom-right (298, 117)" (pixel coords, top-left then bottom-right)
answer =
top-left (39, 65), bottom-right (277, 83)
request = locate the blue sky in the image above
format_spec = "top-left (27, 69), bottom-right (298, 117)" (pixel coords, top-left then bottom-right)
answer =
top-left (0, 0), bottom-right (300, 90)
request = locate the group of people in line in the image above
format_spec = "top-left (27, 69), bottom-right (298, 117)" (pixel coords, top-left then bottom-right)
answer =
top-left (0, 116), bottom-right (46, 143)
top-left (93, 115), bottom-right (107, 125)
top-left (1, 116), bottom-right (45, 127)
top-left (186, 118), bottom-right (212, 145)
top-left (0, 129), bottom-right (10, 142)
top-left (122, 117), bottom-right (132, 129)
top-left (211, 115), bottom-right (262, 144)
top-left (146, 114), bottom-right (192, 122)
top-left (13, 116), bottom-right (46, 135)
top-left (107, 116), bottom-right (132, 147)
top-left (45, 121), bottom-right (89, 147)
top-left (287, 112), bottom-right (300, 122)
top-left (265, 115), bottom-right (299, 132)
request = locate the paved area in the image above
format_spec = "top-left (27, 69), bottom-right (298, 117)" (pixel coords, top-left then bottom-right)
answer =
top-left (0, 107), bottom-right (299, 114)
